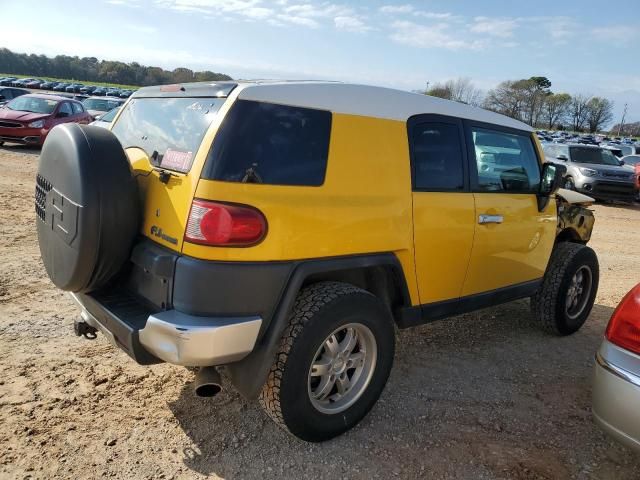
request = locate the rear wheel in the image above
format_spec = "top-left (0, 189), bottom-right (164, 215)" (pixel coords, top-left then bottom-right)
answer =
top-left (531, 242), bottom-right (599, 335)
top-left (259, 282), bottom-right (395, 442)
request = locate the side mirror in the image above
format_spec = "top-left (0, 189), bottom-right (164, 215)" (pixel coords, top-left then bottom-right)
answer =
top-left (538, 162), bottom-right (566, 211)
top-left (619, 160), bottom-right (625, 166)
top-left (556, 154), bottom-right (568, 161)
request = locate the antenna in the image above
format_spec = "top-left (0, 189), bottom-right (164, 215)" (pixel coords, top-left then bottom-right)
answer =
top-left (617, 103), bottom-right (628, 137)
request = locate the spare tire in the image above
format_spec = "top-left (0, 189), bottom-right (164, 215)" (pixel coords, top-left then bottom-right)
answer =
top-left (36, 124), bottom-right (139, 293)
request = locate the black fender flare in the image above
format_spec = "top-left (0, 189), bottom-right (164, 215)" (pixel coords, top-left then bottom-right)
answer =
top-left (225, 252), bottom-right (412, 399)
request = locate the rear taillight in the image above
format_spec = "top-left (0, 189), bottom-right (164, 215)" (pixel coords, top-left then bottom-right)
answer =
top-left (606, 283), bottom-right (640, 355)
top-left (185, 199), bottom-right (267, 246)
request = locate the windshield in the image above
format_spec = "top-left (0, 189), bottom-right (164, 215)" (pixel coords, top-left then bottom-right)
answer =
top-left (99, 107), bottom-right (120, 123)
top-left (7, 96), bottom-right (58, 114)
top-left (623, 155), bottom-right (640, 166)
top-left (111, 97), bottom-right (226, 172)
top-left (83, 98), bottom-right (122, 112)
top-left (569, 147), bottom-right (621, 166)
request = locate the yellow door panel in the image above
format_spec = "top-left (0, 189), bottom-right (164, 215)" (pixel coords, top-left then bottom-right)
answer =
top-left (462, 193), bottom-right (556, 296)
top-left (412, 193), bottom-right (475, 304)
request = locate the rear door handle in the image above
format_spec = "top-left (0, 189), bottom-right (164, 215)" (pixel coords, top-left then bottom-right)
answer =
top-left (478, 214), bottom-right (504, 225)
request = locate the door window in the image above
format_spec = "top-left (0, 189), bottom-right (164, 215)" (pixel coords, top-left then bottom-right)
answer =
top-left (71, 102), bottom-right (84, 114)
top-left (411, 122), bottom-right (464, 191)
top-left (58, 102), bottom-right (73, 117)
top-left (471, 127), bottom-right (541, 193)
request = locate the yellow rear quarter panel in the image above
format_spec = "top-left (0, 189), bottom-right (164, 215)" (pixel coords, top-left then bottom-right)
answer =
top-left (185, 113), bottom-right (420, 304)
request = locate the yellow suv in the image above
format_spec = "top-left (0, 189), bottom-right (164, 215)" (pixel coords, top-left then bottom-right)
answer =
top-left (35, 81), bottom-right (598, 442)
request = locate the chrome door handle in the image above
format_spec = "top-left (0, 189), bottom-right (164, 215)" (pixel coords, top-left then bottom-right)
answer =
top-left (478, 214), bottom-right (503, 225)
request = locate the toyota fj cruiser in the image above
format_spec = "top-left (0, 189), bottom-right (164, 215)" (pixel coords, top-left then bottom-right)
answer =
top-left (36, 81), bottom-right (598, 442)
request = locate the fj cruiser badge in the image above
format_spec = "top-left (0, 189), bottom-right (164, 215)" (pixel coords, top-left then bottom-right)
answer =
top-left (150, 225), bottom-right (178, 245)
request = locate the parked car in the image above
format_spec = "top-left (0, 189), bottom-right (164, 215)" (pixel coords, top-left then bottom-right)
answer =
top-left (543, 143), bottom-right (637, 201)
top-left (621, 155), bottom-right (640, 200)
top-left (12, 78), bottom-right (34, 87)
top-left (53, 83), bottom-right (70, 92)
top-left (92, 87), bottom-right (107, 96)
top-left (119, 90), bottom-right (133, 98)
top-left (89, 106), bottom-right (121, 128)
top-left (66, 83), bottom-right (84, 93)
top-left (81, 96), bottom-right (124, 118)
top-left (593, 283), bottom-right (640, 452)
top-left (35, 81), bottom-right (599, 442)
top-left (0, 94), bottom-right (92, 146)
top-left (24, 79), bottom-right (45, 89)
top-left (39, 81), bottom-right (58, 90)
top-left (0, 87), bottom-right (30, 106)
top-left (0, 77), bottom-right (17, 86)
top-left (79, 85), bottom-right (97, 95)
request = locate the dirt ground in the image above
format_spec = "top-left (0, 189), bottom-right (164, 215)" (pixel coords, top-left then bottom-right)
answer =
top-left (1, 145), bottom-right (640, 480)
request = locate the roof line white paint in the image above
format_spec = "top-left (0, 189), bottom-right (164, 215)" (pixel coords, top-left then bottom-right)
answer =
top-left (235, 82), bottom-right (532, 131)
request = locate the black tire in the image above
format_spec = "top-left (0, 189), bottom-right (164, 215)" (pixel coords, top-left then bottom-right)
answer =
top-left (259, 281), bottom-right (395, 442)
top-left (36, 123), bottom-right (139, 293)
top-left (531, 242), bottom-right (599, 335)
top-left (563, 177), bottom-right (575, 190)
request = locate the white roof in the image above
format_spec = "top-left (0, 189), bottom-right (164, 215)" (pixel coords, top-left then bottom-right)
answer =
top-left (235, 81), bottom-right (532, 132)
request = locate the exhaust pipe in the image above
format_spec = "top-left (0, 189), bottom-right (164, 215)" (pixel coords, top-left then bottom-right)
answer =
top-left (194, 367), bottom-right (222, 398)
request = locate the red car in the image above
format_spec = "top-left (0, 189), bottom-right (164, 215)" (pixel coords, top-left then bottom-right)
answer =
top-left (0, 94), bottom-right (92, 146)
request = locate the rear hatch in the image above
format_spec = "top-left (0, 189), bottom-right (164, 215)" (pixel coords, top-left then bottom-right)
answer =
top-left (110, 83), bottom-right (237, 253)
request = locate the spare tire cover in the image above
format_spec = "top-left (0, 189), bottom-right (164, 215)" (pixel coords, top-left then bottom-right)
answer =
top-left (36, 123), bottom-right (139, 293)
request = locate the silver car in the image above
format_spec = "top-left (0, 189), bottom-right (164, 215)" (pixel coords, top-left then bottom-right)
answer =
top-left (593, 283), bottom-right (640, 452)
top-left (543, 143), bottom-right (637, 201)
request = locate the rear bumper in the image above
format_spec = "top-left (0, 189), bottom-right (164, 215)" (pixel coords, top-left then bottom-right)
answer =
top-left (72, 293), bottom-right (262, 366)
top-left (70, 238), bottom-right (292, 366)
top-left (592, 340), bottom-right (640, 452)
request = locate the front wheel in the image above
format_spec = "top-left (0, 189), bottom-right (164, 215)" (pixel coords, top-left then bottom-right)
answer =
top-left (531, 242), bottom-right (599, 335)
top-left (259, 282), bottom-right (395, 442)
top-left (563, 177), bottom-right (575, 190)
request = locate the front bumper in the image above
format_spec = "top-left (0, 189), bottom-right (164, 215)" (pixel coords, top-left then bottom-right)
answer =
top-left (0, 127), bottom-right (44, 145)
top-left (593, 339), bottom-right (640, 452)
top-left (574, 177), bottom-right (637, 201)
top-left (72, 292), bottom-right (262, 366)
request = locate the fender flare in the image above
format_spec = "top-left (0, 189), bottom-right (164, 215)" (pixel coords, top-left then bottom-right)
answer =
top-left (225, 253), bottom-right (411, 399)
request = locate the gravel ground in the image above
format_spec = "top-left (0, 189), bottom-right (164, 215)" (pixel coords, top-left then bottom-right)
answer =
top-left (1, 144), bottom-right (640, 479)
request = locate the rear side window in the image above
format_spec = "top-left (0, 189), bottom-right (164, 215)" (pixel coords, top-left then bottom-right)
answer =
top-left (203, 100), bottom-right (331, 186)
top-left (411, 122), bottom-right (464, 190)
top-left (471, 127), bottom-right (541, 193)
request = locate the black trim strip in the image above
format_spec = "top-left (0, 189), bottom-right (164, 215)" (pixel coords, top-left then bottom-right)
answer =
top-left (396, 278), bottom-right (542, 329)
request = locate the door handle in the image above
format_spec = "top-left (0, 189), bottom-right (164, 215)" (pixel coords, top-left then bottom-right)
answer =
top-left (478, 214), bottom-right (504, 225)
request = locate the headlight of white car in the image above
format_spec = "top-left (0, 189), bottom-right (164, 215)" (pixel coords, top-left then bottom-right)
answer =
top-left (28, 120), bottom-right (45, 129)
top-left (579, 167), bottom-right (598, 177)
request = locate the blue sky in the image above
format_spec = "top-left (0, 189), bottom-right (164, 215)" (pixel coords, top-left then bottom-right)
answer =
top-left (1, 0), bottom-right (638, 123)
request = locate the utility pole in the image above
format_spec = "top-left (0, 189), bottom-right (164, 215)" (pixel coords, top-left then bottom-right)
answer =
top-left (617, 103), bottom-right (628, 137)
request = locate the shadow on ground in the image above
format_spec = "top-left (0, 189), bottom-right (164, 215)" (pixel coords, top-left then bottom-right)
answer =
top-left (166, 301), bottom-right (639, 479)
top-left (0, 143), bottom-right (41, 156)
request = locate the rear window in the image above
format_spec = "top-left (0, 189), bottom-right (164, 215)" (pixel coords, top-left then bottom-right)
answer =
top-left (111, 97), bottom-right (226, 173)
top-left (203, 100), bottom-right (331, 186)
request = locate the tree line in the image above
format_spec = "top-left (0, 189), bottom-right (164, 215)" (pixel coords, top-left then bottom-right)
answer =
top-left (425, 77), bottom-right (616, 133)
top-left (0, 48), bottom-right (232, 87)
